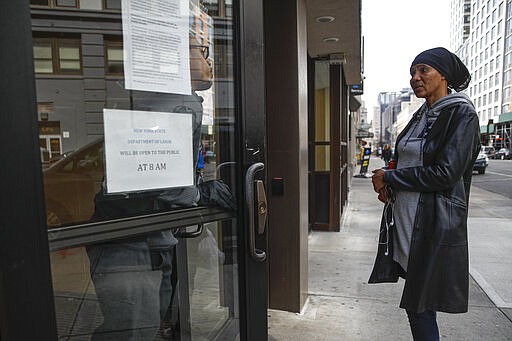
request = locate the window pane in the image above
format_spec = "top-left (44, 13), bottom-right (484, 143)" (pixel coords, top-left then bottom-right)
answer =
top-left (56, 0), bottom-right (77, 7)
top-left (59, 47), bottom-right (80, 60)
top-left (59, 60), bottom-right (80, 71)
top-left (50, 138), bottom-right (62, 158)
top-left (107, 62), bottom-right (123, 74)
top-left (35, 60), bottom-right (54, 73)
top-left (108, 48), bottom-right (123, 61)
top-left (59, 45), bottom-right (80, 72)
top-left (30, 0), bottom-right (49, 5)
top-left (105, 0), bottom-right (121, 10)
top-left (34, 45), bottom-right (52, 59)
top-left (106, 46), bottom-right (123, 74)
top-left (315, 60), bottom-right (330, 142)
top-left (315, 145), bottom-right (330, 171)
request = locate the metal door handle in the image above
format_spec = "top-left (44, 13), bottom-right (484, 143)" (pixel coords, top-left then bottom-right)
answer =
top-left (245, 163), bottom-right (266, 262)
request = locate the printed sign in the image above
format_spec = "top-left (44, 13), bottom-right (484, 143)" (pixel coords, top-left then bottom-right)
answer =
top-left (122, 0), bottom-right (191, 94)
top-left (103, 108), bottom-right (193, 193)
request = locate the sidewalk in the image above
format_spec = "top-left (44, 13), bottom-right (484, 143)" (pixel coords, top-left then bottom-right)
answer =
top-left (268, 156), bottom-right (512, 340)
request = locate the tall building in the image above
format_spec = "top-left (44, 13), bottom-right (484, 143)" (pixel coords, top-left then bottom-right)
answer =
top-left (374, 89), bottom-right (412, 146)
top-left (450, 0), bottom-right (512, 149)
top-left (450, 0), bottom-right (472, 52)
top-left (450, 0), bottom-right (507, 126)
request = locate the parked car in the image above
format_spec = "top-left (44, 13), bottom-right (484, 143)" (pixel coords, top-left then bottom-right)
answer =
top-left (43, 138), bottom-right (104, 228)
top-left (495, 148), bottom-right (511, 160)
top-left (480, 146), bottom-right (496, 159)
top-left (473, 152), bottom-right (489, 174)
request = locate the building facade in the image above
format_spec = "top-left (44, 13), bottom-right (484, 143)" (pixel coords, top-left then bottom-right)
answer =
top-left (450, 0), bottom-right (512, 149)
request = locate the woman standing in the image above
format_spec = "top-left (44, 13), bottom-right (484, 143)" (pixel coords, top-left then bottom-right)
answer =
top-left (369, 47), bottom-right (481, 341)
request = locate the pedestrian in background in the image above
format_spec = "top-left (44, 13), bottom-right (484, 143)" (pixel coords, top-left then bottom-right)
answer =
top-left (381, 143), bottom-right (392, 168)
top-left (369, 47), bottom-right (481, 341)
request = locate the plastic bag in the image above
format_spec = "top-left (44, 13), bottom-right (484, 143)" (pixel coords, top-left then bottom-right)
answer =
top-left (198, 228), bottom-right (225, 268)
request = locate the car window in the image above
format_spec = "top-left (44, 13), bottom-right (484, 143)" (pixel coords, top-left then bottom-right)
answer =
top-left (56, 142), bottom-right (104, 173)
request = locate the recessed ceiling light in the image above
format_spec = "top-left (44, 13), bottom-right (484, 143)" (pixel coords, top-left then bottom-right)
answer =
top-left (323, 37), bottom-right (339, 43)
top-left (316, 16), bottom-right (335, 23)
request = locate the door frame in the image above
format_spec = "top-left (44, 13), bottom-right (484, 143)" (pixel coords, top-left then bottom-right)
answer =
top-left (236, 0), bottom-right (269, 340)
top-left (0, 0), bottom-right (58, 339)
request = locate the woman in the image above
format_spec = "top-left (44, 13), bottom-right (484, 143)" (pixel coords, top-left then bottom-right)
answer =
top-left (369, 47), bottom-right (481, 341)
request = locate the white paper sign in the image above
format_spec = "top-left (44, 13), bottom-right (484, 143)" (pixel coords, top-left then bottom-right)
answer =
top-left (103, 108), bottom-right (193, 193)
top-left (122, 0), bottom-right (191, 94)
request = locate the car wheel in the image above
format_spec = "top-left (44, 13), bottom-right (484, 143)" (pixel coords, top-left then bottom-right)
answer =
top-left (478, 168), bottom-right (485, 174)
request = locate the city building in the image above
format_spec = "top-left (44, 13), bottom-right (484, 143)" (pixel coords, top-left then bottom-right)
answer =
top-left (450, 0), bottom-right (512, 149)
top-left (394, 93), bottom-right (424, 140)
top-left (373, 89), bottom-right (412, 147)
top-left (1, 0), bottom-right (362, 340)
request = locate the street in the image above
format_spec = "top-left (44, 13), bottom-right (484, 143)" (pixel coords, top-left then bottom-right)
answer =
top-left (468, 158), bottom-right (512, 323)
top-left (472, 159), bottom-right (512, 200)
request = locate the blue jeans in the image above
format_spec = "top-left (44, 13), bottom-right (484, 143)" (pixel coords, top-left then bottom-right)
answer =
top-left (406, 310), bottom-right (439, 341)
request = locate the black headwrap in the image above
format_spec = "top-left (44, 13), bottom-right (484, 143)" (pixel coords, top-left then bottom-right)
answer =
top-left (411, 47), bottom-right (471, 92)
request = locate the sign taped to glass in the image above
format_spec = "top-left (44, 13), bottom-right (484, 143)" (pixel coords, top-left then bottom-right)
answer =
top-left (122, 0), bottom-right (191, 94)
top-left (103, 108), bottom-right (193, 193)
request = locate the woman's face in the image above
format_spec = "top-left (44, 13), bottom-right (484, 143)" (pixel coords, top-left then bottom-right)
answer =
top-left (410, 63), bottom-right (448, 105)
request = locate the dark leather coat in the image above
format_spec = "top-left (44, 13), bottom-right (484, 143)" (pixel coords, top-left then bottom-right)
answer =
top-left (369, 100), bottom-right (481, 313)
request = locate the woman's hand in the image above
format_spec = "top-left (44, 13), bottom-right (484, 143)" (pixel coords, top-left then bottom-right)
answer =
top-left (371, 169), bottom-right (386, 193)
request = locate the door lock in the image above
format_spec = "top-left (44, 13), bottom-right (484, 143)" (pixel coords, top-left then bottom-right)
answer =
top-left (256, 180), bottom-right (267, 235)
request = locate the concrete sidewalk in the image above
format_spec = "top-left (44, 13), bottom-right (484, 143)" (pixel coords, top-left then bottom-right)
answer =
top-left (268, 157), bottom-right (512, 340)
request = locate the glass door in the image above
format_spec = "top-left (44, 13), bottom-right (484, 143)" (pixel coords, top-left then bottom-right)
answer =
top-left (26, 0), bottom-right (268, 339)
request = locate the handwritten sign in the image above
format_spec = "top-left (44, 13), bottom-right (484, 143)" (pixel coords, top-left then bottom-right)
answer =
top-left (103, 108), bottom-right (193, 193)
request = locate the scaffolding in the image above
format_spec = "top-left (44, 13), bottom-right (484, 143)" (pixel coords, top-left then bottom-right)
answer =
top-left (494, 120), bottom-right (512, 150)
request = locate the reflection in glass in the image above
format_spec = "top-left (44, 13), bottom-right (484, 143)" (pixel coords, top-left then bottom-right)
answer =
top-left (314, 60), bottom-right (331, 142)
top-left (186, 221), bottom-right (238, 339)
top-left (33, 41), bottom-right (53, 73)
top-left (106, 43), bottom-right (124, 74)
top-left (49, 220), bottom-right (238, 340)
top-left (59, 46), bottom-right (81, 72)
top-left (35, 0), bottom-right (239, 339)
top-left (30, 0), bottom-right (49, 5)
top-left (315, 145), bottom-right (330, 171)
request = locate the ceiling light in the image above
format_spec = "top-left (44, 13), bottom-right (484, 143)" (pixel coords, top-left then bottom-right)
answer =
top-left (323, 37), bottom-right (339, 43)
top-left (316, 16), bottom-right (335, 23)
